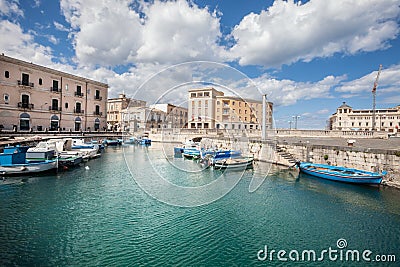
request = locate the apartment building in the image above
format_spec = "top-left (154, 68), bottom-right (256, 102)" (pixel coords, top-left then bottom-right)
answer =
top-left (329, 102), bottom-right (400, 132)
top-left (149, 103), bottom-right (188, 129)
top-left (0, 54), bottom-right (108, 131)
top-left (188, 87), bottom-right (224, 129)
top-left (121, 106), bottom-right (166, 132)
top-left (188, 87), bottom-right (273, 130)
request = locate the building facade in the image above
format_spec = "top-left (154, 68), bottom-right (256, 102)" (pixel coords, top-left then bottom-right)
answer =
top-left (0, 54), bottom-right (108, 131)
top-left (188, 87), bottom-right (273, 130)
top-left (149, 103), bottom-right (188, 129)
top-left (188, 88), bottom-right (224, 129)
top-left (122, 106), bottom-right (167, 132)
top-left (107, 94), bottom-right (146, 131)
top-left (329, 102), bottom-right (400, 133)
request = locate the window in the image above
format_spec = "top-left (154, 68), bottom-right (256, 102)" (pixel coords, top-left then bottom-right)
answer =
top-left (22, 73), bottom-right (29, 86)
top-left (51, 99), bottom-right (59, 111)
top-left (95, 105), bottom-right (100, 115)
top-left (20, 113), bottom-right (30, 130)
top-left (4, 94), bottom-right (9, 104)
top-left (75, 102), bottom-right (82, 113)
top-left (5, 71), bottom-right (9, 78)
top-left (65, 102), bottom-right (69, 109)
top-left (52, 80), bottom-right (59, 90)
top-left (74, 117), bottom-right (81, 131)
top-left (204, 92), bottom-right (209, 97)
top-left (50, 115), bottom-right (59, 130)
top-left (191, 93), bottom-right (196, 97)
top-left (94, 118), bottom-right (100, 131)
top-left (39, 78), bottom-right (42, 85)
top-left (95, 90), bottom-right (101, 100)
top-left (21, 94), bottom-right (29, 106)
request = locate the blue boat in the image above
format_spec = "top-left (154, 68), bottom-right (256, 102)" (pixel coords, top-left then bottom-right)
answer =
top-left (297, 162), bottom-right (386, 185)
top-left (140, 138), bottom-right (151, 145)
top-left (0, 146), bottom-right (57, 176)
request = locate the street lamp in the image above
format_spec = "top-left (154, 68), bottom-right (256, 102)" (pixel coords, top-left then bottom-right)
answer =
top-left (292, 115), bottom-right (300, 129)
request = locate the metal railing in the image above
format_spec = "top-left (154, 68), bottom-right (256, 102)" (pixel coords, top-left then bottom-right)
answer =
top-left (73, 108), bottom-right (84, 114)
top-left (17, 80), bottom-right (34, 87)
top-left (18, 102), bottom-right (34, 109)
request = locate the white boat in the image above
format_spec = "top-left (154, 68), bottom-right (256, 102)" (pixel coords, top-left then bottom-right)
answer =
top-left (71, 139), bottom-right (101, 159)
top-left (213, 157), bottom-right (254, 170)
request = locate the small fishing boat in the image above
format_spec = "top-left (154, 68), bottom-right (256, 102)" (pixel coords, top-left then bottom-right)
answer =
top-left (213, 157), bottom-right (254, 170)
top-left (0, 146), bottom-right (57, 176)
top-left (296, 162), bottom-right (386, 185)
top-left (140, 138), bottom-right (151, 145)
top-left (71, 139), bottom-right (101, 159)
top-left (102, 139), bottom-right (120, 146)
top-left (57, 151), bottom-right (83, 168)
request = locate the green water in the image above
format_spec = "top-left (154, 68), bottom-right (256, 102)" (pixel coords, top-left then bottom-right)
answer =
top-left (1, 144), bottom-right (399, 266)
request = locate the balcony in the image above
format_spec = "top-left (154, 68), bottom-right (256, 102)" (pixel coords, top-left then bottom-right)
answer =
top-left (93, 111), bottom-right (103, 116)
top-left (50, 87), bottom-right (61, 93)
top-left (74, 92), bottom-right (84, 97)
top-left (94, 95), bottom-right (102, 101)
top-left (49, 106), bottom-right (62, 112)
top-left (17, 80), bottom-right (34, 87)
top-left (18, 102), bottom-right (34, 109)
top-left (73, 108), bottom-right (84, 114)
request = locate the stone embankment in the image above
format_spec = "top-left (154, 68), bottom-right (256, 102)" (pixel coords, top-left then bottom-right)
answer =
top-left (191, 135), bottom-right (400, 189)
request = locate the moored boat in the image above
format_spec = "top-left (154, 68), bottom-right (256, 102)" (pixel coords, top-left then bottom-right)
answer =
top-left (0, 146), bottom-right (57, 176)
top-left (296, 162), bottom-right (386, 185)
top-left (213, 157), bottom-right (254, 170)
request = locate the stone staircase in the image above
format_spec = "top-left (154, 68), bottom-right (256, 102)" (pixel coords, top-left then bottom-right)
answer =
top-left (276, 144), bottom-right (298, 166)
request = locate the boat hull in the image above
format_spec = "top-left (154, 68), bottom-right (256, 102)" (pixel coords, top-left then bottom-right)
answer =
top-left (299, 162), bottom-right (383, 185)
top-left (214, 158), bottom-right (254, 170)
top-left (0, 161), bottom-right (58, 176)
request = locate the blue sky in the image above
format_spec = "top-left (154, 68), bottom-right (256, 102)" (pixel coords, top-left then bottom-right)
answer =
top-left (1, 0), bottom-right (400, 129)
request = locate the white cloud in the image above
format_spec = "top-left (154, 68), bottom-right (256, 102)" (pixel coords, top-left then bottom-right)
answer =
top-left (335, 64), bottom-right (400, 95)
top-left (0, 0), bottom-right (23, 17)
top-left (136, 0), bottom-right (223, 63)
top-left (228, 0), bottom-right (400, 67)
top-left (253, 74), bottom-right (345, 106)
top-left (53, 21), bottom-right (69, 32)
top-left (0, 20), bottom-right (53, 65)
top-left (60, 0), bottom-right (223, 67)
top-left (60, 0), bottom-right (143, 66)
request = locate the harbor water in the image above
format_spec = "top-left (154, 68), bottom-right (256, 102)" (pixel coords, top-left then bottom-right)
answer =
top-left (1, 143), bottom-right (399, 266)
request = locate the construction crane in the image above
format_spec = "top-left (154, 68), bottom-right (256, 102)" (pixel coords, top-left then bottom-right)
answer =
top-left (371, 64), bottom-right (382, 131)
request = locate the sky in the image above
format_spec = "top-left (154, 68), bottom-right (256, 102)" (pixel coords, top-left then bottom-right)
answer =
top-left (1, 0), bottom-right (400, 129)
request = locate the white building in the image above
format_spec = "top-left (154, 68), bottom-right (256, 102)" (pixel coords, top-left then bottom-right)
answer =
top-left (329, 102), bottom-right (400, 133)
top-left (149, 103), bottom-right (188, 129)
top-left (122, 106), bottom-right (166, 132)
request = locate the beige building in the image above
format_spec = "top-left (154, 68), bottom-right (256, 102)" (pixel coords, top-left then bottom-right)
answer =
top-left (188, 88), bottom-right (224, 129)
top-left (188, 87), bottom-right (273, 130)
top-left (107, 93), bottom-right (146, 130)
top-left (329, 102), bottom-right (400, 133)
top-left (149, 103), bottom-right (188, 129)
top-left (0, 54), bottom-right (108, 131)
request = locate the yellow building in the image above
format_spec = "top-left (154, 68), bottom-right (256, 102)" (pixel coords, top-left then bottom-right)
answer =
top-left (215, 95), bottom-right (273, 130)
top-left (0, 54), bottom-right (108, 131)
top-left (188, 87), bottom-right (273, 130)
